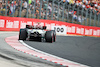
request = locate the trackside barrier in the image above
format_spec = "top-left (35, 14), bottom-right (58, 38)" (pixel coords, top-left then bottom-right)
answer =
top-left (0, 16), bottom-right (100, 37)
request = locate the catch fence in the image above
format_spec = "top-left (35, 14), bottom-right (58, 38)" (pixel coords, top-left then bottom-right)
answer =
top-left (0, 0), bottom-right (100, 27)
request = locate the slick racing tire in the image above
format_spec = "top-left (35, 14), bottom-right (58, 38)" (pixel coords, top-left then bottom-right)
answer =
top-left (51, 30), bottom-right (56, 42)
top-left (45, 31), bottom-right (55, 43)
top-left (19, 29), bottom-right (27, 40)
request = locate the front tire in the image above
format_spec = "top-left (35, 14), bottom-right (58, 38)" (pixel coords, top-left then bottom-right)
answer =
top-left (45, 31), bottom-right (55, 43)
top-left (19, 29), bottom-right (27, 40)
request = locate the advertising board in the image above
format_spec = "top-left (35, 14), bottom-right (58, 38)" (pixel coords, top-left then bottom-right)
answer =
top-left (0, 16), bottom-right (100, 37)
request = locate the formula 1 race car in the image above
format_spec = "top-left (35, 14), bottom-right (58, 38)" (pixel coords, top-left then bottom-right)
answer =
top-left (19, 25), bottom-right (56, 43)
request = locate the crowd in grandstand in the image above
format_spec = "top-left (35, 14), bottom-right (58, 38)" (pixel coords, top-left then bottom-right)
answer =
top-left (63, 0), bottom-right (100, 13)
top-left (0, 0), bottom-right (100, 23)
top-left (62, 0), bottom-right (100, 23)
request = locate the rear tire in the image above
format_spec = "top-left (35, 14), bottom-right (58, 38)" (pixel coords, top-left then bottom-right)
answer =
top-left (19, 29), bottom-right (27, 40)
top-left (45, 31), bottom-right (54, 43)
top-left (51, 30), bottom-right (56, 42)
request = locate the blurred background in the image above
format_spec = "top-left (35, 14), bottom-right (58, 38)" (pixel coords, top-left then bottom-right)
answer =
top-left (0, 0), bottom-right (100, 27)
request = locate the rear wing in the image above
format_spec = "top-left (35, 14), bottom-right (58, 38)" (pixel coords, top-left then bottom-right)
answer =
top-left (26, 25), bottom-right (47, 30)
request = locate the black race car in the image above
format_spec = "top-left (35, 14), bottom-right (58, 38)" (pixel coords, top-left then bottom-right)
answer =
top-left (19, 25), bottom-right (56, 43)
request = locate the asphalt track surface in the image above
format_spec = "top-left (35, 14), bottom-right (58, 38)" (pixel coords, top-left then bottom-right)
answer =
top-left (24, 36), bottom-right (100, 67)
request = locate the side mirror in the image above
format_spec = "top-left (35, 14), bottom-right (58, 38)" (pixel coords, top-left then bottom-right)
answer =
top-left (26, 25), bottom-right (29, 28)
top-left (42, 26), bottom-right (47, 30)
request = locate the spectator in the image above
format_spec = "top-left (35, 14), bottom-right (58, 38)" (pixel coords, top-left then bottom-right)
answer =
top-left (97, 8), bottom-right (100, 15)
top-left (43, 2), bottom-right (47, 10)
top-left (35, 7), bottom-right (39, 18)
top-left (10, 1), bottom-right (16, 15)
top-left (0, 2), bottom-right (2, 9)
top-left (36, 0), bottom-right (40, 5)
top-left (15, 0), bottom-right (21, 17)
top-left (69, 0), bottom-right (75, 4)
top-left (7, 1), bottom-right (10, 16)
top-left (75, 1), bottom-right (79, 7)
top-left (63, 0), bottom-right (70, 3)
top-left (73, 14), bottom-right (77, 21)
top-left (82, 2), bottom-right (86, 10)
top-left (78, 15), bottom-right (82, 23)
top-left (23, 0), bottom-right (27, 9)
top-left (0, 2), bottom-right (2, 15)
top-left (98, 3), bottom-right (100, 9)
top-left (22, 0), bottom-right (28, 17)
top-left (48, 3), bottom-right (52, 16)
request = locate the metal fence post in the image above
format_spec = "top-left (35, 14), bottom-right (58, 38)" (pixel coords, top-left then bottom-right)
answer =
top-left (39, 0), bottom-right (43, 19)
top-left (62, 2), bottom-right (66, 21)
top-left (33, 0), bottom-right (36, 18)
top-left (57, 1), bottom-right (62, 21)
top-left (94, 11), bottom-right (96, 26)
top-left (98, 14), bottom-right (100, 27)
top-left (71, 5), bottom-right (75, 23)
top-left (46, 0), bottom-right (49, 19)
top-left (5, 0), bottom-right (8, 16)
top-left (67, 4), bottom-right (71, 22)
top-left (19, 0), bottom-right (23, 17)
top-left (51, 0), bottom-right (55, 20)
top-left (89, 9), bottom-right (92, 26)
top-left (81, 7), bottom-right (84, 25)
top-left (12, 0), bottom-right (15, 17)
top-left (26, 0), bottom-right (29, 18)
top-left (77, 6), bottom-right (79, 23)
top-left (57, 2), bottom-right (60, 21)
top-left (85, 9), bottom-right (88, 26)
